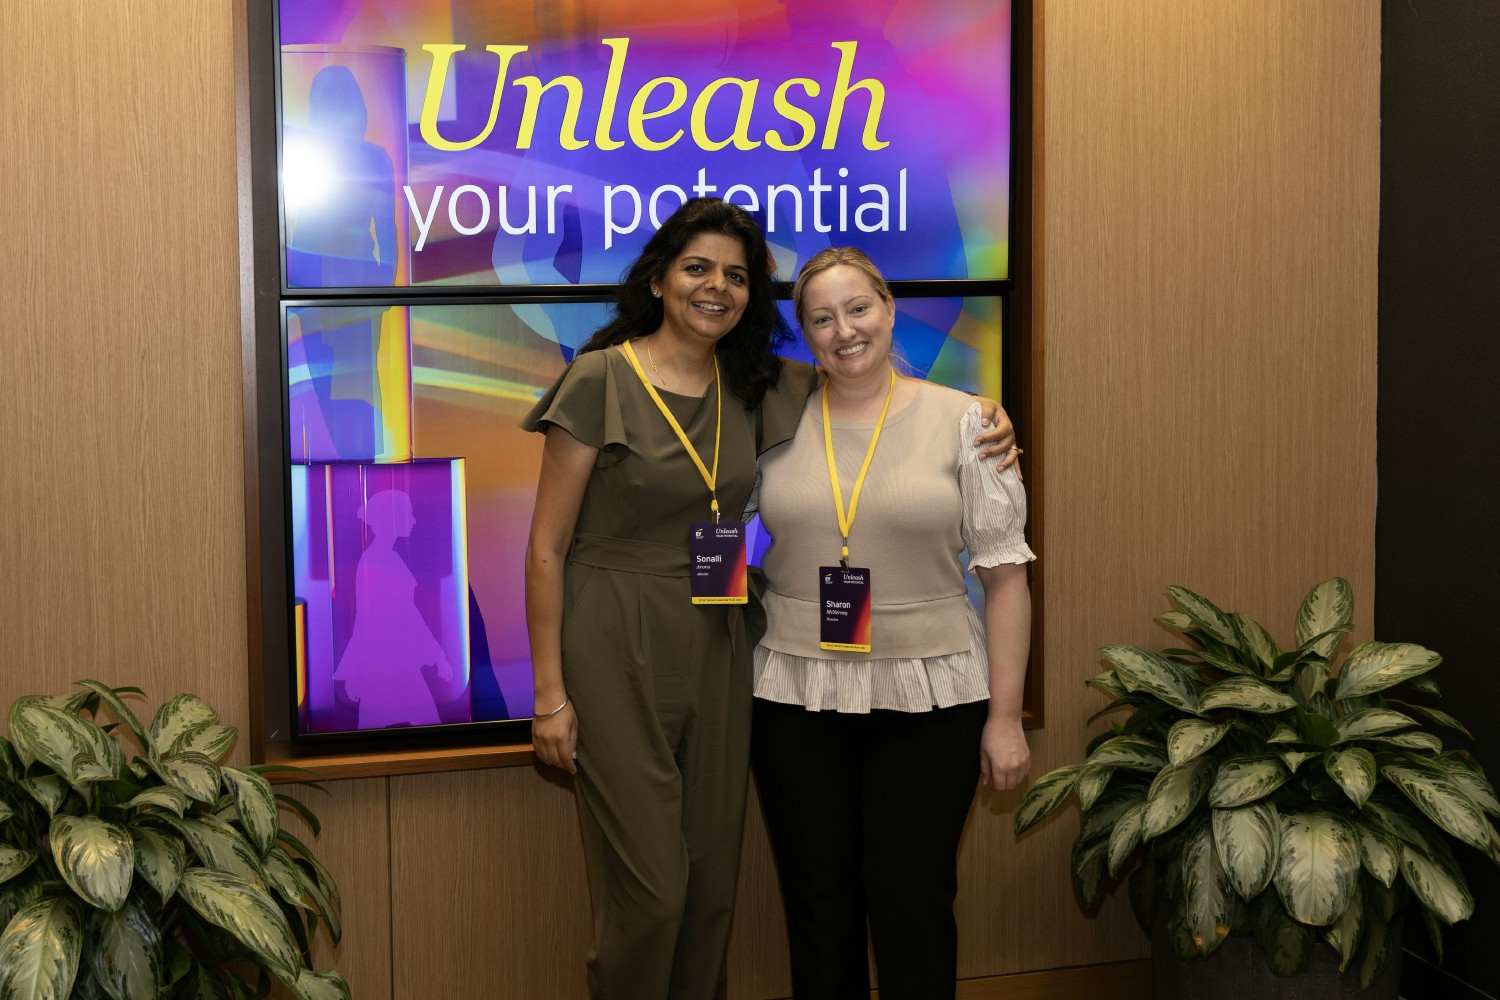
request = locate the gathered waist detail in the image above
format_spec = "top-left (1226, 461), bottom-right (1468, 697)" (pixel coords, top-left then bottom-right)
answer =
top-left (569, 531), bottom-right (690, 577)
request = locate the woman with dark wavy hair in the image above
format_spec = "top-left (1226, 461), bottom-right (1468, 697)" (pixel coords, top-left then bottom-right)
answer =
top-left (522, 200), bottom-right (1014, 999)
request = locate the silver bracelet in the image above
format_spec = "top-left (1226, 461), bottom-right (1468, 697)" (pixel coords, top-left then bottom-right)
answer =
top-left (534, 697), bottom-right (570, 719)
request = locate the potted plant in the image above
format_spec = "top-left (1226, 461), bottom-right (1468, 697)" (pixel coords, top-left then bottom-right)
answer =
top-left (0, 682), bottom-right (348, 1000)
top-left (1014, 578), bottom-right (1500, 997)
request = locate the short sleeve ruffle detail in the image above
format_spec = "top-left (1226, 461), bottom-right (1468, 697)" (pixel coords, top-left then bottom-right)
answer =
top-left (756, 359), bottom-right (819, 455)
top-left (520, 350), bottom-right (631, 468)
top-left (957, 404), bottom-right (1037, 570)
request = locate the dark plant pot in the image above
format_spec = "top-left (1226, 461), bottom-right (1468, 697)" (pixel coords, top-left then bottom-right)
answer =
top-left (1152, 918), bottom-right (1402, 1000)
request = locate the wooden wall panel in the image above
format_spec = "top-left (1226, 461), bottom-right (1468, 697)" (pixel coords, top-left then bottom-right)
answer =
top-left (272, 778), bottom-right (393, 1000)
top-left (988, 0), bottom-right (1381, 975)
top-left (0, 1), bottom-right (247, 740)
top-left (388, 767), bottom-right (593, 997)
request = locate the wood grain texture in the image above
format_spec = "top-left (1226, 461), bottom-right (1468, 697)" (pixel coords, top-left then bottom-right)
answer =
top-left (0, 1), bottom-right (248, 748)
top-left (388, 766), bottom-right (593, 998)
top-left (269, 778), bottom-right (392, 1000)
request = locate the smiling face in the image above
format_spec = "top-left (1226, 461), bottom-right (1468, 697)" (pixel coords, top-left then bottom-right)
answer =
top-left (798, 264), bottom-right (896, 385)
top-left (651, 232), bottom-right (751, 348)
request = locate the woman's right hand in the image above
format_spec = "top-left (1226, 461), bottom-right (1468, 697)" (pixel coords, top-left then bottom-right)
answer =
top-left (532, 701), bottom-right (578, 774)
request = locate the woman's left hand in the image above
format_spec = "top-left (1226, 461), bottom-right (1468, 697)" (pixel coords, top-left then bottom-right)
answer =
top-left (971, 397), bottom-right (1021, 473)
top-left (980, 715), bottom-right (1030, 791)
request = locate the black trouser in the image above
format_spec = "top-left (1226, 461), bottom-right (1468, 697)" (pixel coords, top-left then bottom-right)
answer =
top-left (750, 697), bottom-right (988, 1000)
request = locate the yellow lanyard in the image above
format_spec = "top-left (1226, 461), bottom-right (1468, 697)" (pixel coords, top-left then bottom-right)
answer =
top-left (822, 367), bottom-right (896, 569)
top-left (622, 339), bottom-right (724, 522)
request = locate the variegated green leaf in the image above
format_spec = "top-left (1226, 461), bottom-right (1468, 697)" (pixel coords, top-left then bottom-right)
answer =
top-left (1278, 750), bottom-right (1318, 774)
top-left (72, 682), bottom-right (150, 755)
top-left (176, 869), bottom-right (300, 982)
top-left (1252, 891), bottom-right (1312, 977)
top-left (158, 814), bottom-right (268, 891)
top-left (1086, 735), bottom-right (1167, 773)
top-left (0, 798), bottom-right (11, 825)
top-left (0, 896), bottom-right (84, 1000)
top-left (1099, 645), bottom-right (1200, 714)
top-left (0, 846), bottom-right (38, 884)
top-left (50, 815), bottom-right (133, 913)
top-left (1181, 823), bottom-right (1232, 956)
top-left (1400, 835), bottom-right (1473, 924)
top-left (1085, 671), bottom-right (1128, 700)
top-left (1198, 677), bottom-right (1297, 715)
top-left (1232, 613), bottom-right (1279, 670)
top-left (1293, 660), bottom-right (1331, 704)
top-left (1301, 625), bottom-right (1353, 660)
top-left (7, 702), bottom-right (117, 787)
top-left (1070, 837), bottom-right (1109, 909)
top-left (145, 753), bottom-right (221, 804)
top-left (290, 860), bottom-right (342, 946)
top-left (1357, 912), bottom-right (1397, 992)
top-left (1078, 786), bottom-right (1150, 845)
top-left (20, 776), bottom-right (69, 816)
top-left (1275, 810), bottom-right (1360, 925)
top-left (87, 895), bottom-right (163, 1000)
top-left (1441, 766), bottom-right (1500, 817)
top-left (1075, 766), bottom-right (1113, 812)
top-left (1166, 586), bottom-right (1238, 647)
top-left (71, 964), bottom-right (109, 1000)
top-left (1193, 648), bottom-right (1257, 677)
top-left (1368, 731), bottom-right (1443, 753)
top-left (130, 827), bottom-right (187, 902)
top-left (262, 847), bottom-right (311, 911)
top-left (1325, 748), bottom-right (1378, 807)
top-left (1167, 719), bottom-right (1230, 766)
top-left (1354, 818), bottom-right (1401, 887)
top-left (221, 769), bottom-right (279, 856)
top-left (276, 830), bottom-right (341, 912)
top-left (1155, 611), bottom-right (1198, 636)
top-left (125, 786), bottom-right (189, 818)
top-left (169, 725), bottom-right (238, 764)
top-left (1212, 801), bottom-right (1279, 899)
top-left (1334, 642), bottom-right (1442, 700)
top-left (1108, 803), bottom-right (1145, 876)
top-left (1389, 701), bottom-right (1472, 740)
top-left (284, 969), bottom-right (352, 1000)
top-left (1384, 764), bottom-right (1496, 853)
top-left (1334, 708), bottom-right (1417, 742)
top-left (148, 696), bottom-right (219, 759)
top-left (1295, 577), bottom-right (1353, 646)
top-left (1322, 878), bottom-right (1364, 972)
top-left (1014, 764), bottom-right (1083, 837)
top-left (1209, 755), bottom-right (1289, 809)
top-left (1142, 758), bottom-right (1214, 840)
top-left (175, 964), bottom-right (231, 1000)
top-left (1266, 723), bottom-right (1300, 744)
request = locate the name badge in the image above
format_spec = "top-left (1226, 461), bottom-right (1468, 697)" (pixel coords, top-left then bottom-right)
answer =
top-left (819, 566), bottom-right (872, 652)
top-left (689, 520), bottom-right (748, 604)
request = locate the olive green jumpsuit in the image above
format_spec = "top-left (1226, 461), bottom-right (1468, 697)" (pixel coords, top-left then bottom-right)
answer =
top-left (523, 347), bottom-right (815, 1000)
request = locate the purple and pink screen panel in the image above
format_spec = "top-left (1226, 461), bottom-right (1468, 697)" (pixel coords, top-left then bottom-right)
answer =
top-left (277, 0), bottom-right (1012, 287)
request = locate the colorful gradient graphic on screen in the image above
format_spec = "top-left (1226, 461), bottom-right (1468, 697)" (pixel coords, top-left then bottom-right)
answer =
top-left (286, 300), bottom-right (1001, 733)
top-left (277, 0), bottom-right (1012, 286)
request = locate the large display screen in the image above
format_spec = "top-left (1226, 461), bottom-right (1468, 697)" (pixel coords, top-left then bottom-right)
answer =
top-left (265, 0), bottom-right (1015, 741)
top-left (286, 299), bottom-right (1005, 735)
top-left (276, 0), bottom-right (1013, 287)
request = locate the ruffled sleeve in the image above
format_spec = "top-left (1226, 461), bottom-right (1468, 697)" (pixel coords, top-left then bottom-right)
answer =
top-left (957, 403), bottom-right (1037, 570)
top-left (520, 349), bottom-right (630, 467)
top-left (756, 359), bottom-right (819, 455)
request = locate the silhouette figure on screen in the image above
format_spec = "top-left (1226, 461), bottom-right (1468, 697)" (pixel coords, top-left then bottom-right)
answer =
top-left (334, 489), bottom-right (453, 729)
top-left (286, 64), bottom-right (397, 287)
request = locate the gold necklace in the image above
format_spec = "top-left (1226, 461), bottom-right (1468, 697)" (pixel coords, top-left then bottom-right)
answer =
top-left (646, 339), bottom-right (673, 392)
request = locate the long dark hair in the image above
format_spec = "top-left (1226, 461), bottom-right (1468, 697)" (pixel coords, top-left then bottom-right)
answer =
top-left (579, 198), bottom-right (789, 407)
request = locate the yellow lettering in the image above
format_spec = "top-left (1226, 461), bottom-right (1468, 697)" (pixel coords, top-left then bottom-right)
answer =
top-left (767, 78), bottom-right (819, 151)
top-left (689, 78), bottom-right (761, 151)
top-left (822, 41), bottom-right (888, 150)
top-left (594, 38), bottom-right (629, 150)
top-left (418, 44), bottom-right (529, 152)
top-left (514, 73), bottom-right (587, 150)
top-left (628, 77), bottom-right (688, 151)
